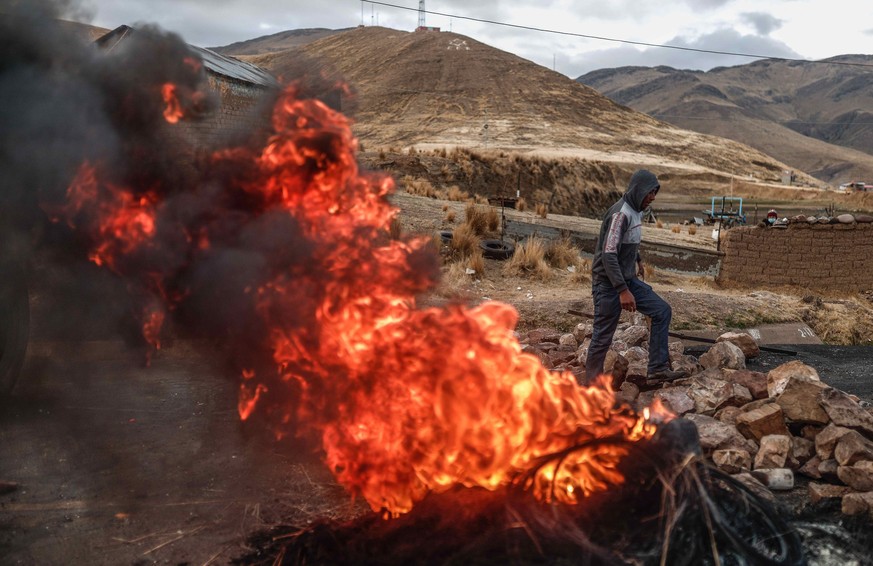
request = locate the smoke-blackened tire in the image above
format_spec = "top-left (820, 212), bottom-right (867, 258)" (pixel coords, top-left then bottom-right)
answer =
top-left (0, 263), bottom-right (29, 395)
top-left (438, 230), bottom-right (453, 244)
top-left (480, 239), bottom-right (515, 260)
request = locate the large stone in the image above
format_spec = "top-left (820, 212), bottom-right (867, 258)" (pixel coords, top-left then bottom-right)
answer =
top-left (798, 455), bottom-right (822, 479)
top-left (618, 325), bottom-right (648, 348)
top-left (820, 388), bottom-right (873, 438)
top-left (841, 492), bottom-right (873, 516)
top-left (713, 449), bottom-right (752, 473)
top-left (735, 403), bottom-right (789, 440)
top-left (672, 354), bottom-right (700, 377)
top-left (559, 333), bottom-right (578, 348)
top-left (750, 468), bottom-right (794, 491)
top-left (834, 430), bottom-right (873, 466)
top-left (722, 369), bottom-right (769, 400)
top-left (808, 482), bottom-right (851, 505)
top-left (818, 459), bottom-right (841, 483)
top-left (767, 360), bottom-right (819, 398)
top-left (755, 434), bottom-right (792, 469)
top-left (688, 370), bottom-right (752, 415)
top-left (791, 436), bottom-right (816, 466)
top-left (603, 350), bottom-right (628, 381)
top-left (715, 406), bottom-right (742, 425)
top-left (815, 424), bottom-right (853, 460)
top-left (668, 340), bottom-right (685, 362)
top-left (699, 341), bottom-right (746, 370)
top-left (572, 323), bottom-right (593, 343)
top-left (526, 328), bottom-right (563, 344)
top-left (684, 413), bottom-right (755, 453)
top-left (654, 386), bottom-right (695, 415)
top-left (617, 381), bottom-right (640, 404)
top-left (622, 346), bottom-right (648, 365)
top-left (716, 331), bottom-right (761, 360)
top-left (774, 376), bottom-right (830, 424)
top-left (837, 461), bottom-right (873, 491)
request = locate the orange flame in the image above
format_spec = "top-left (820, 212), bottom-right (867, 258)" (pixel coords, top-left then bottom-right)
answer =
top-left (60, 84), bottom-right (672, 517)
top-left (161, 82), bottom-right (183, 123)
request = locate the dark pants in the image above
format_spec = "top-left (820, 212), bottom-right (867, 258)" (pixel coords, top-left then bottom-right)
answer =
top-left (584, 278), bottom-right (672, 383)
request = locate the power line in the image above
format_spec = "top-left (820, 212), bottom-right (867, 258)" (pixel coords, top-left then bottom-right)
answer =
top-left (364, 0), bottom-right (873, 69)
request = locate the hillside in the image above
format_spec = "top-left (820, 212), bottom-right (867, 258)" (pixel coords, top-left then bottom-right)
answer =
top-left (577, 57), bottom-right (873, 185)
top-left (209, 27), bottom-right (344, 56)
top-left (216, 26), bottom-right (832, 215)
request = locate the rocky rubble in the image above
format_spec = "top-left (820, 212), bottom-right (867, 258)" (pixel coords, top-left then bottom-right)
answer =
top-left (517, 317), bottom-right (873, 520)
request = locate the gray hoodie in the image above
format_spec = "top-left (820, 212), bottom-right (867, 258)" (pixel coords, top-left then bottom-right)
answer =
top-left (591, 170), bottom-right (660, 293)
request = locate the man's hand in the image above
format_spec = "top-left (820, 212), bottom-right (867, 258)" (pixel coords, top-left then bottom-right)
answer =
top-left (637, 260), bottom-right (645, 280)
top-left (620, 289), bottom-right (636, 312)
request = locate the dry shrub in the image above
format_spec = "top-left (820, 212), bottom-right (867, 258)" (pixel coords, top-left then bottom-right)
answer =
top-left (656, 220), bottom-right (664, 229)
top-left (804, 300), bottom-right (873, 345)
top-left (503, 236), bottom-right (552, 280)
top-left (535, 203), bottom-right (548, 218)
top-left (440, 164), bottom-right (452, 178)
top-left (671, 225), bottom-right (681, 234)
top-left (447, 185), bottom-right (468, 202)
top-left (465, 250), bottom-right (485, 275)
top-left (516, 197), bottom-right (528, 212)
top-left (688, 225), bottom-right (698, 235)
top-left (475, 195), bottom-right (489, 205)
top-left (438, 147), bottom-right (447, 158)
top-left (486, 207), bottom-right (500, 232)
top-left (464, 203), bottom-right (490, 235)
top-left (445, 209), bottom-right (456, 223)
top-left (406, 178), bottom-right (437, 198)
top-left (544, 237), bottom-right (581, 269)
top-left (450, 223), bottom-right (480, 259)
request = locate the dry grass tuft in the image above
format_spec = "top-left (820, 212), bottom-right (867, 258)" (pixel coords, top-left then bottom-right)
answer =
top-left (535, 203), bottom-right (548, 218)
top-left (671, 225), bottom-right (681, 233)
top-left (688, 225), bottom-right (698, 235)
top-left (450, 223), bottom-right (481, 259)
top-left (516, 197), bottom-right (528, 212)
top-left (447, 185), bottom-right (469, 202)
top-left (444, 209), bottom-right (456, 223)
top-left (465, 203), bottom-right (490, 235)
top-left (503, 236), bottom-right (552, 280)
top-left (405, 177), bottom-right (438, 198)
top-left (544, 237), bottom-right (581, 269)
top-left (486, 207), bottom-right (500, 232)
top-left (656, 220), bottom-right (664, 229)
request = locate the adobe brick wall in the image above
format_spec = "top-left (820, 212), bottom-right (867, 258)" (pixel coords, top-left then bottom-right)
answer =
top-left (717, 222), bottom-right (873, 291)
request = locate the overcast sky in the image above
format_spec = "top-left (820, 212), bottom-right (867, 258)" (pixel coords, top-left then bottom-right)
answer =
top-left (69, 0), bottom-right (873, 77)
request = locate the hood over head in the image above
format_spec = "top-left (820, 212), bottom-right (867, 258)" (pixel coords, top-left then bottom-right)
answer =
top-left (624, 169), bottom-right (659, 212)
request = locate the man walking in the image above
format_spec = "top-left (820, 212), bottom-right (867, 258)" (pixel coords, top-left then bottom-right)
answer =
top-left (584, 169), bottom-right (686, 385)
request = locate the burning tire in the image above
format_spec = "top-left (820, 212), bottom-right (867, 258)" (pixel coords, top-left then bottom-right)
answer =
top-left (0, 263), bottom-right (29, 395)
top-left (479, 239), bottom-right (515, 260)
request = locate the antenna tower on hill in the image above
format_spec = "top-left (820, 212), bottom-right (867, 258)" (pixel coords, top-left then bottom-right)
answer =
top-left (418, 0), bottom-right (426, 28)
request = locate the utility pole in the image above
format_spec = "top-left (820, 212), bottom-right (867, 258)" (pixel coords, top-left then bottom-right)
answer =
top-left (418, 0), bottom-right (426, 28)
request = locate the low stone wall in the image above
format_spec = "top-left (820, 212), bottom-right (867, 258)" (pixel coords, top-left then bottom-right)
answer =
top-left (717, 222), bottom-right (873, 291)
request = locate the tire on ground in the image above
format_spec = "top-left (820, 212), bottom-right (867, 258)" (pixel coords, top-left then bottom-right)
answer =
top-left (438, 230), bottom-right (453, 244)
top-left (479, 239), bottom-right (515, 260)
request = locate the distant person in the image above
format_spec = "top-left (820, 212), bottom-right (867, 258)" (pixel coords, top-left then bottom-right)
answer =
top-left (765, 209), bottom-right (778, 226)
top-left (584, 169), bottom-right (688, 385)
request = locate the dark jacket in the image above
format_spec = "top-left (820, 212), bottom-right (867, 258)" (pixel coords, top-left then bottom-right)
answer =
top-left (591, 170), bottom-right (660, 293)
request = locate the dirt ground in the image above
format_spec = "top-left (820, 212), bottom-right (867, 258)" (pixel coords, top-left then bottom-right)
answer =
top-left (2, 190), bottom-right (872, 565)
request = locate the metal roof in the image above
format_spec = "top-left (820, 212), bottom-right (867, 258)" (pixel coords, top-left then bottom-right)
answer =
top-left (96, 26), bottom-right (278, 89)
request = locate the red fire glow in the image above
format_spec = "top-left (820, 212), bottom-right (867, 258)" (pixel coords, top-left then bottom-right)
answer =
top-left (60, 83), bottom-right (671, 516)
top-left (161, 82), bottom-right (183, 123)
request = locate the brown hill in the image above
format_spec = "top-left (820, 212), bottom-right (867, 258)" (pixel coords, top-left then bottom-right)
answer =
top-left (225, 26), bottom-right (824, 214)
top-left (577, 57), bottom-right (873, 185)
top-left (209, 28), bottom-right (345, 56)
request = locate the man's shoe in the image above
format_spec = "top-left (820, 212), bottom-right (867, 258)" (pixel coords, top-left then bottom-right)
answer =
top-left (645, 368), bottom-right (690, 385)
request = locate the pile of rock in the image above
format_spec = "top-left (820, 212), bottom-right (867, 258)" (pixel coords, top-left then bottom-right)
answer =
top-left (518, 318), bottom-right (873, 518)
top-left (766, 213), bottom-right (873, 227)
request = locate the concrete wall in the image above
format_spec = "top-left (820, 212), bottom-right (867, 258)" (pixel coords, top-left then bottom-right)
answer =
top-left (717, 222), bottom-right (873, 291)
